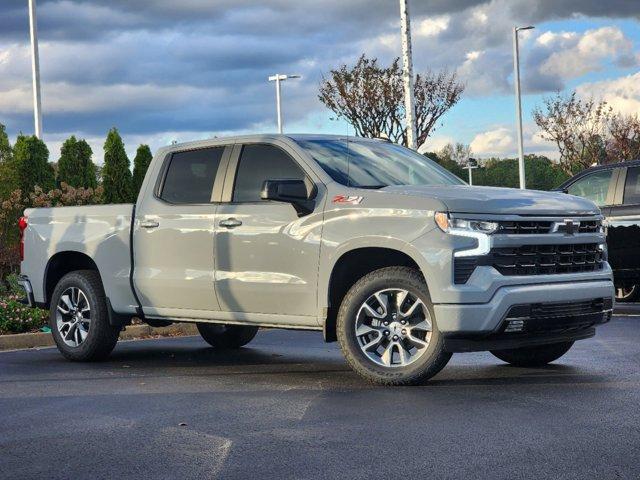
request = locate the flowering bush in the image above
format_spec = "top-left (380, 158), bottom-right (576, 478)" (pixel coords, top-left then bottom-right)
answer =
top-left (0, 295), bottom-right (48, 334)
top-left (0, 273), bottom-right (48, 334)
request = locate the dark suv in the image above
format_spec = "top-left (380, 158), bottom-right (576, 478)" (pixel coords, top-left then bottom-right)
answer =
top-left (559, 160), bottom-right (640, 301)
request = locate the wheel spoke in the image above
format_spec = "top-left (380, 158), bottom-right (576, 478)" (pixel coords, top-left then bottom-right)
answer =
top-left (57, 304), bottom-right (70, 315)
top-left (356, 324), bottom-right (379, 337)
top-left (78, 325), bottom-right (88, 342)
top-left (361, 303), bottom-right (385, 319)
top-left (374, 292), bottom-right (389, 317)
top-left (380, 342), bottom-right (394, 366)
top-left (61, 294), bottom-right (74, 312)
top-left (400, 297), bottom-right (424, 318)
top-left (397, 342), bottom-right (410, 365)
top-left (411, 319), bottom-right (432, 332)
top-left (395, 290), bottom-right (408, 311)
top-left (361, 335), bottom-right (382, 352)
top-left (406, 333), bottom-right (429, 349)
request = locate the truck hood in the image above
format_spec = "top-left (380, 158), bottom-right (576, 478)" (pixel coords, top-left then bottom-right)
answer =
top-left (380, 184), bottom-right (599, 216)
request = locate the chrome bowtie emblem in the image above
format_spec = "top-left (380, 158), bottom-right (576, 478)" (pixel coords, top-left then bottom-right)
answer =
top-left (552, 218), bottom-right (580, 235)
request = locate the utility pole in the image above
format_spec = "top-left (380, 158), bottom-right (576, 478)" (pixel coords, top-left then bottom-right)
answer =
top-left (28, 0), bottom-right (43, 138)
top-left (268, 74), bottom-right (301, 134)
top-left (399, 0), bottom-right (417, 150)
top-left (513, 25), bottom-right (534, 189)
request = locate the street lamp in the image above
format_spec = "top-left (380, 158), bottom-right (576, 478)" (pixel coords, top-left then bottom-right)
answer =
top-left (513, 25), bottom-right (534, 189)
top-left (28, 0), bottom-right (43, 138)
top-left (268, 74), bottom-right (301, 134)
top-left (465, 158), bottom-right (478, 186)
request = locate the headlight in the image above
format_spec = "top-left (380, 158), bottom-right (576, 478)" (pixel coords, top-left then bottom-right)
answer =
top-left (434, 212), bottom-right (498, 234)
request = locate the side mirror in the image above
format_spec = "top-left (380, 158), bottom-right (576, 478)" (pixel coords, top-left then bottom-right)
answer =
top-left (260, 179), bottom-right (317, 216)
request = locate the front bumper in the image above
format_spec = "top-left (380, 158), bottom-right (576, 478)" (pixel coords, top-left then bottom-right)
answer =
top-left (434, 279), bottom-right (614, 352)
top-left (17, 275), bottom-right (36, 308)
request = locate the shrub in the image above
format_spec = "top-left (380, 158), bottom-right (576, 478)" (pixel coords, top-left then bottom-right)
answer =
top-left (0, 295), bottom-right (48, 335)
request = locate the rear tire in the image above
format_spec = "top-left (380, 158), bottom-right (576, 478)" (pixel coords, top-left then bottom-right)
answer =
top-left (336, 266), bottom-right (451, 386)
top-left (196, 323), bottom-right (259, 349)
top-left (49, 270), bottom-right (120, 361)
top-left (615, 285), bottom-right (639, 303)
top-left (491, 341), bottom-right (574, 367)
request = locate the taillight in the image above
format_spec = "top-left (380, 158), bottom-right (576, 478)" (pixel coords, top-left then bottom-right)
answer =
top-left (18, 216), bottom-right (28, 261)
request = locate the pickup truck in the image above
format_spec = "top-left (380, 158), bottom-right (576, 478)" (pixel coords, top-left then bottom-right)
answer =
top-left (18, 134), bottom-right (614, 385)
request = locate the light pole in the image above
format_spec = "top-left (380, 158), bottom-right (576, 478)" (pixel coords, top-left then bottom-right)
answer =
top-left (268, 74), bottom-right (301, 134)
top-left (513, 25), bottom-right (534, 189)
top-left (465, 158), bottom-right (478, 186)
top-left (28, 0), bottom-right (43, 138)
top-left (399, 0), bottom-right (417, 150)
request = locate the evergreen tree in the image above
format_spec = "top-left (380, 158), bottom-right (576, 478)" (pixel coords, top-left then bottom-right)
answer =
top-left (57, 136), bottom-right (97, 188)
top-left (101, 128), bottom-right (132, 203)
top-left (0, 124), bottom-right (17, 199)
top-left (132, 144), bottom-right (152, 196)
top-left (12, 134), bottom-right (55, 193)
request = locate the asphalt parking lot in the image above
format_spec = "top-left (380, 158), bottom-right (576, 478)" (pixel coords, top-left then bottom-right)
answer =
top-left (1, 316), bottom-right (639, 480)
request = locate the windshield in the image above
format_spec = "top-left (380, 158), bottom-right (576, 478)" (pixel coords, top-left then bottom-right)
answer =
top-left (295, 138), bottom-right (465, 188)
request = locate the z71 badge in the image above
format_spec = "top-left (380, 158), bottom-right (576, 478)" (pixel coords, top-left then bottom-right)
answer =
top-left (332, 195), bottom-right (363, 205)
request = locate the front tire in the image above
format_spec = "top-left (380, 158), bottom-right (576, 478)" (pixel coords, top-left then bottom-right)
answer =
top-left (337, 267), bottom-right (451, 386)
top-left (196, 323), bottom-right (259, 349)
top-left (50, 270), bottom-right (120, 361)
top-left (491, 341), bottom-right (574, 367)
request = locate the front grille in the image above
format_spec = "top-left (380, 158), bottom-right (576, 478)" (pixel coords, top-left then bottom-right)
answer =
top-left (501, 298), bottom-right (612, 334)
top-left (491, 243), bottom-right (605, 276)
top-left (497, 220), bottom-right (552, 234)
top-left (494, 219), bottom-right (601, 235)
top-left (578, 220), bottom-right (600, 233)
top-left (453, 243), bottom-right (605, 283)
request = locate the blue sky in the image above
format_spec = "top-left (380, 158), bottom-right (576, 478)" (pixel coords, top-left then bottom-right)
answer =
top-left (0, 0), bottom-right (638, 163)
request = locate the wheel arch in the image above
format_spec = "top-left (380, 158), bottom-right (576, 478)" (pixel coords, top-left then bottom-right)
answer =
top-left (43, 251), bottom-right (100, 308)
top-left (322, 245), bottom-right (426, 342)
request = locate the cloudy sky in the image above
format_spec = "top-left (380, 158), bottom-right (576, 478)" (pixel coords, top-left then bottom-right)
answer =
top-left (1, 0), bottom-right (639, 163)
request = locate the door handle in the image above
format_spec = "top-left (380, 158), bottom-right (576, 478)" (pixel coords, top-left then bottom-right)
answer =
top-left (219, 218), bottom-right (242, 228)
top-left (140, 220), bottom-right (159, 229)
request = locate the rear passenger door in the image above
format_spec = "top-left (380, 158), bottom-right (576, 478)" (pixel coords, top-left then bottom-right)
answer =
top-left (134, 145), bottom-right (230, 318)
top-left (213, 143), bottom-right (322, 325)
top-left (607, 166), bottom-right (640, 281)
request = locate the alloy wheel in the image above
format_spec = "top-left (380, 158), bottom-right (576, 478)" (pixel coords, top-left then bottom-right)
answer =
top-left (354, 288), bottom-right (432, 368)
top-left (56, 287), bottom-right (91, 347)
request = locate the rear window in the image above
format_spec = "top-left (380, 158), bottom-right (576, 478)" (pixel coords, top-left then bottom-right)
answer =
top-left (160, 147), bottom-right (224, 204)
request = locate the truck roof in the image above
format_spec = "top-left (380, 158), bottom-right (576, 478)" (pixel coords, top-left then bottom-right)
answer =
top-left (159, 133), bottom-right (386, 154)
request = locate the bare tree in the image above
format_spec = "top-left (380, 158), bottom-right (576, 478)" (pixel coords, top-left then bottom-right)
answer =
top-left (318, 55), bottom-right (464, 149)
top-left (533, 92), bottom-right (612, 174)
top-left (607, 113), bottom-right (640, 162)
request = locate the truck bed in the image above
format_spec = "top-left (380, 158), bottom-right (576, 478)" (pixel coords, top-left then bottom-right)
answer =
top-left (21, 204), bottom-right (138, 313)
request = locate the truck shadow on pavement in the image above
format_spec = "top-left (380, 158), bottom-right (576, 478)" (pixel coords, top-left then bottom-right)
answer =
top-left (83, 337), bottom-right (610, 389)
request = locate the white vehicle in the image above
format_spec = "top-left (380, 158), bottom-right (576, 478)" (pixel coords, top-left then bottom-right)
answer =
top-left (18, 135), bottom-right (614, 385)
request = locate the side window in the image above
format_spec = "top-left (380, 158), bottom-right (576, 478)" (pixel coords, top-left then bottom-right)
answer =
top-left (160, 147), bottom-right (224, 204)
top-left (566, 169), bottom-right (614, 206)
top-left (623, 167), bottom-right (640, 205)
top-left (232, 144), bottom-right (306, 202)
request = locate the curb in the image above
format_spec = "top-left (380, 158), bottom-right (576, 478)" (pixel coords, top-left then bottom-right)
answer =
top-left (0, 322), bottom-right (199, 351)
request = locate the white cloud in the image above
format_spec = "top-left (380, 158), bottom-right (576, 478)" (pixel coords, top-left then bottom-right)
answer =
top-left (415, 16), bottom-right (450, 37)
top-left (470, 127), bottom-right (515, 156)
top-left (470, 125), bottom-right (560, 159)
top-left (576, 72), bottom-right (640, 117)
top-left (540, 27), bottom-right (637, 79)
top-left (418, 135), bottom-right (455, 154)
